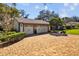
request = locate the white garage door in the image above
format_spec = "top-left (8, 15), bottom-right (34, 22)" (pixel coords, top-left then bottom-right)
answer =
top-left (36, 26), bottom-right (48, 34)
top-left (20, 23), bottom-right (23, 32)
top-left (24, 26), bottom-right (33, 35)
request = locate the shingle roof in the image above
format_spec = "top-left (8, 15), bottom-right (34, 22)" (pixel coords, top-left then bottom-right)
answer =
top-left (16, 18), bottom-right (49, 25)
top-left (66, 22), bottom-right (79, 26)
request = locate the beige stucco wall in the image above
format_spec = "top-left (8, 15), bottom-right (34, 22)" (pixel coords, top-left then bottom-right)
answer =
top-left (24, 25), bottom-right (33, 35)
top-left (20, 23), bottom-right (23, 32)
top-left (36, 25), bottom-right (49, 34)
top-left (20, 24), bottom-right (49, 35)
top-left (14, 20), bottom-right (49, 35)
top-left (14, 20), bottom-right (19, 31)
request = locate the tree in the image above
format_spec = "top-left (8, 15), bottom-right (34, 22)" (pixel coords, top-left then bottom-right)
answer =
top-left (12, 3), bottom-right (16, 8)
top-left (0, 3), bottom-right (20, 32)
top-left (49, 17), bottom-right (64, 30)
top-left (24, 14), bottom-right (29, 18)
top-left (35, 10), bottom-right (59, 21)
top-left (72, 16), bottom-right (79, 22)
top-left (62, 17), bottom-right (75, 23)
top-left (20, 10), bottom-right (25, 17)
top-left (1, 4), bottom-right (12, 32)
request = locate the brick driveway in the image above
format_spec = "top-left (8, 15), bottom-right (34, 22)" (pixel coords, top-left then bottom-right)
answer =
top-left (0, 34), bottom-right (79, 56)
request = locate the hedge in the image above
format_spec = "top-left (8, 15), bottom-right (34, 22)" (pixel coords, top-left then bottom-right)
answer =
top-left (0, 32), bottom-right (26, 42)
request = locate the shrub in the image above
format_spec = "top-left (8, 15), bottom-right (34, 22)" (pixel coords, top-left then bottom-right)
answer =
top-left (75, 24), bottom-right (79, 29)
top-left (0, 32), bottom-right (26, 42)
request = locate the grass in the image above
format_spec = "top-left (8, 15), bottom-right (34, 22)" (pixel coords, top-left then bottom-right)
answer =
top-left (51, 29), bottom-right (79, 35)
top-left (65, 29), bottom-right (79, 35)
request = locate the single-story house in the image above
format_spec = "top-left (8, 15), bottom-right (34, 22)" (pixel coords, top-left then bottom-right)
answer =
top-left (14, 18), bottom-right (50, 35)
top-left (66, 22), bottom-right (79, 29)
top-left (66, 22), bottom-right (79, 26)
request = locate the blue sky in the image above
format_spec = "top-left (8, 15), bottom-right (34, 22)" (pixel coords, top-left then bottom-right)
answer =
top-left (10, 3), bottom-right (79, 19)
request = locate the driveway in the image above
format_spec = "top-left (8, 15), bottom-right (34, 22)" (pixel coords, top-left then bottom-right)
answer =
top-left (0, 34), bottom-right (79, 56)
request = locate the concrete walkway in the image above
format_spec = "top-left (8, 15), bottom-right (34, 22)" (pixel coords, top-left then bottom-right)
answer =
top-left (0, 34), bottom-right (79, 56)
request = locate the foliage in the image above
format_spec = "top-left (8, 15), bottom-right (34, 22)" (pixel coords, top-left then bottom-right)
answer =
top-left (0, 32), bottom-right (26, 42)
top-left (24, 14), bottom-right (29, 18)
top-left (72, 16), bottom-right (79, 22)
top-left (49, 17), bottom-right (66, 30)
top-left (35, 10), bottom-right (59, 21)
top-left (49, 17), bottom-right (65, 27)
top-left (62, 16), bottom-right (79, 23)
top-left (75, 24), bottom-right (79, 29)
top-left (62, 17), bottom-right (75, 23)
top-left (0, 3), bottom-right (20, 32)
top-left (20, 10), bottom-right (25, 17)
top-left (19, 9), bottom-right (29, 18)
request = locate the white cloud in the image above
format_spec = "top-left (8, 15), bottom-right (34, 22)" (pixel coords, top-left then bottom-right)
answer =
top-left (50, 9), bottom-right (53, 12)
top-left (64, 3), bottom-right (69, 7)
top-left (59, 9), bottom-right (68, 17)
top-left (70, 3), bottom-right (78, 11)
top-left (73, 3), bottom-right (78, 6)
top-left (70, 6), bottom-right (75, 11)
top-left (60, 3), bottom-right (79, 17)
top-left (35, 5), bottom-right (39, 9)
top-left (69, 3), bottom-right (79, 11)
top-left (22, 3), bottom-right (30, 6)
top-left (44, 5), bottom-right (48, 10)
top-left (63, 3), bottom-right (78, 11)
top-left (35, 5), bottom-right (43, 11)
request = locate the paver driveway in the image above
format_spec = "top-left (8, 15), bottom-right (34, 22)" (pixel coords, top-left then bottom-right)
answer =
top-left (0, 34), bottom-right (79, 56)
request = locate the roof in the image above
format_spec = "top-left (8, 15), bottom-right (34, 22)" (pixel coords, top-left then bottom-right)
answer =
top-left (66, 22), bottom-right (79, 26)
top-left (16, 18), bottom-right (49, 25)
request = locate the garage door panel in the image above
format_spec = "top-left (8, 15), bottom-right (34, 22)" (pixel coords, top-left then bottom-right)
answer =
top-left (37, 26), bottom-right (48, 34)
top-left (24, 26), bottom-right (33, 34)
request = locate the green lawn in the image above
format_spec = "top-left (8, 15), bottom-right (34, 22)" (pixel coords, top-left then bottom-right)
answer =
top-left (51, 29), bottom-right (79, 35)
top-left (66, 29), bottom-right (79, 35)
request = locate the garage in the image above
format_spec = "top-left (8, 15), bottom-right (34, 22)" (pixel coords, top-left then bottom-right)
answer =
top-left (36, 25), bottom-right (49, 34)
top-left (24, 25), bottom-right (33, 35)
top-left (14, 18), bottom-right (49, 35)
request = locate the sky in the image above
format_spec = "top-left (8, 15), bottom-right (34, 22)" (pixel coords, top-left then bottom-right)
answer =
top-left (10, 3), bottom-right (79, 19)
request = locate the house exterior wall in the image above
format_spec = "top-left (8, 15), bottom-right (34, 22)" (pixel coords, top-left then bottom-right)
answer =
top-left (14, 20), bottom-right (19, 31)
top-left (24, 25), bottom-right (33, 35)
top-left (20, 23), bottom-right (24, 32)
top-left (14, 20), bottom-right (49, 35)
top-left (36, 25), bottom-right (49, 34)
top-left (19, 24), bottom-right (49, 35)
